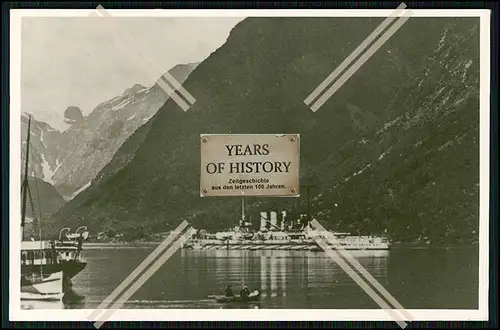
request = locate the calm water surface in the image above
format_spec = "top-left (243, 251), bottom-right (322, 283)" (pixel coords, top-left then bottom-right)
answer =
top-left (23, 246), bottom-right (479, 309)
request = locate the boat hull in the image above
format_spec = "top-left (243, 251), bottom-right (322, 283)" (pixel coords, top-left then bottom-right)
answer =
top-left (21, 271), bottom-right (64, 302)
top-left (22, 260), bottom-right (87, 279)
top-left (211, 292), bottom-right (261, 303)
top-left (21, 292), bottom-right (64, 301)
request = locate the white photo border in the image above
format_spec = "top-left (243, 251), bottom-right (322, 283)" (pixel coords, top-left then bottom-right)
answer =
top-left (9, 8), bottom-right (491, 322)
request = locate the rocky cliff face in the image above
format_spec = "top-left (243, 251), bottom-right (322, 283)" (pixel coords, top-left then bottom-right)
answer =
top-left (48, 17), bottom-right (479, 244)
top-left (21, 113), bottom-right (63, 183)
top-left (63, 106), bottom-right (85, 126)
top-left (21, 63), bottom-right (199, 199)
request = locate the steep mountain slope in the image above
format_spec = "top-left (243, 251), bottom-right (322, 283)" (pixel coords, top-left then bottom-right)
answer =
top-left (22, 177), bottom-right (66, 238)
top-left (49, 17), bottom-right (480, 244)
top-left (22, 63), bottom-right (199, 198)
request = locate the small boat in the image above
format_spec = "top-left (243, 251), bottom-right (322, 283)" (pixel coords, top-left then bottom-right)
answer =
top-left (21, 271), bottom-right (64, 302)
top-left (211, 290), bottom-right (261, 303)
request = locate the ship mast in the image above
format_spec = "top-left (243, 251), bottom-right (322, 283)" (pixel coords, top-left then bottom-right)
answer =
top-left (301, 184), bottom-right (316, 226)
top-left (241, 196), bottom-right (245, 225)
top-left (241, 195), bottom-right (245, 286)
top-left (21, 115), bottom-right (46, 276)
top-left (21, 115), bottom-right (32, 242)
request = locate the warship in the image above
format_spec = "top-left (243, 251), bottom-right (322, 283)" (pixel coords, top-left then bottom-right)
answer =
top-left (184, 197), bottom-right (390, 251)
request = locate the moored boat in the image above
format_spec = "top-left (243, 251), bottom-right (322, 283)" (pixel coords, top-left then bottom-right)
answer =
top-left (20, 234), bottom-right (88, 292)
top-left (20, 115), bottom-right (89, 301)
top-left (24, 226), bottom-right (89, 279)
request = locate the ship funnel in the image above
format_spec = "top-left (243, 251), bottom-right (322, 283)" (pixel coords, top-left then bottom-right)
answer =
top-left (260, 212), bottom-right (268, 232)
top-left (270, 211), bottom-right (278, 229)
top-left (280, 211), bottom-right (287, 230)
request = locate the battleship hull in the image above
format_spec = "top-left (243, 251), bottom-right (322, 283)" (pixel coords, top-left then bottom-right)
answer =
top-left (184, 239), bottom-right (390, 251)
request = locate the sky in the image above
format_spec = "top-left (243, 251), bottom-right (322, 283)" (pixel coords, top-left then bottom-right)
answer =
top-left (21, 16), bottom-right (245, 130)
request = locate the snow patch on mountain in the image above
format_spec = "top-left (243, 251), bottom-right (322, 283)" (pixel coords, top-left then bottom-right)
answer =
top-left (40, 153), bottom-right (53, 182)
top-left (39, 128), bottom-right (46, 148)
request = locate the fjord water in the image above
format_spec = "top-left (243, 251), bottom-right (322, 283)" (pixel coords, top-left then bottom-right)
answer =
top-left (46, 246), bottom-right (479, 309)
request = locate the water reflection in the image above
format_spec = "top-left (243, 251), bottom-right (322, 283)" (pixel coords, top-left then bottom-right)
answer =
top-left (63, 289), bottom-right (86, 309)
top-left (21, 300), bottom-right (65, 310)
top-left (24, 249), bottom-right (390, 310)
top-left (22, 247), bottom-right (482, 309)
top-left (192, 249), bottom-right (389, 308)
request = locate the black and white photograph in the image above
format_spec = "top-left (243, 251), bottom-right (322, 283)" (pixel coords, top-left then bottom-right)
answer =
top-left (9, 6), bottom-right (491, 324)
